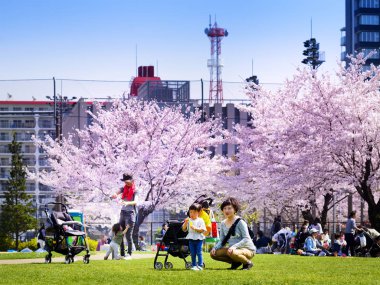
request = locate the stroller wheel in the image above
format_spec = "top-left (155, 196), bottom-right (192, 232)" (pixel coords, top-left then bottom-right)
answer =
top-left (185, 262), bottom-right (192, 270)
top-left (83, 255), bottom-right (90, 264)
top-left (164, 262), bottom-right (173, 269)
top-left (154, 262), bottom-right (163, 270)
top-left (65, 255), bottom-right (71, 264)
top-left (202, 262), bottom-right (206, 268)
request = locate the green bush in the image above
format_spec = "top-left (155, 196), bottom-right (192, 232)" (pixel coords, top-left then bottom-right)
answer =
top-left (85, 237), bottom-right (98, 251)
top-left (18, 238), bottom-right (38, 251)
top-left (0, 235), bottom-right (13, 251)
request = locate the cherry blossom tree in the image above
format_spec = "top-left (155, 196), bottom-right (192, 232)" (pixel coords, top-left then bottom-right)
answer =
top-left (235, 54), bottom-right (380, 231)
top-left (33, 99), bottom-right (226, 239)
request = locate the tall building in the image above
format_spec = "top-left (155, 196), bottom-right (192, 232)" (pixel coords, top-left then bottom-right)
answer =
top-left (0, 100), bottom-right (89, 219)
top-left (341, 0), bottom-right (380, 68)
top-left (202, 102), bottom-right (251, 157)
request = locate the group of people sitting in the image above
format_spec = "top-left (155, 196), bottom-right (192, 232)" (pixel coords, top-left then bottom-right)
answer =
top-left (253, 214), bottom-right (380, 257)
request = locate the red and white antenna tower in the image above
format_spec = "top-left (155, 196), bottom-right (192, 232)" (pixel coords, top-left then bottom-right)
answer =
top-left (204, 17), bottom-right (228, 104)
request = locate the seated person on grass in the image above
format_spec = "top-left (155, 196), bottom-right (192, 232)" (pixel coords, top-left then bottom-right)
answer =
top-left (304, 229), bottom-right (325, 256)
top-left (254, 231), bottom-right (271, 254)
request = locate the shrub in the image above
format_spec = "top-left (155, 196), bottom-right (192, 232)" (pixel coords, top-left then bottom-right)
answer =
top-left (85, 237), bottom-right (98, 251)
top-left (18, 238), bottom-right (38, 251)
top-left (0, 235), bottom-right (14, 251)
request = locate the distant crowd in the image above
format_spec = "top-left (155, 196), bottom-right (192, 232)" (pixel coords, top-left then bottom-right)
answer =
top-left (253, 211), bottom-right (380, 258)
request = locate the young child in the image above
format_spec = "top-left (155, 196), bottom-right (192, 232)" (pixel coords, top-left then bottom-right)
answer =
top-left (104, 223), bottom-right (129, 260)
top-left (182, 203), bottom-right (206, 271)
top-left (322, 229), bottom-right (331, 249)
top-left (138, 236), bottom-right (147, 251)
top-left (331, 233), bottom-right (347, 256)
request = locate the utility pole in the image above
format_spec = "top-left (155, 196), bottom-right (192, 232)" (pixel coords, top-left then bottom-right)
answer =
top-left (201, 79), bottom-right (204, 122)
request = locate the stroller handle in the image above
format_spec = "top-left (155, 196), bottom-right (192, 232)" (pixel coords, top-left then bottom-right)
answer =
top-left (44, 202), bottom-right (68, 210)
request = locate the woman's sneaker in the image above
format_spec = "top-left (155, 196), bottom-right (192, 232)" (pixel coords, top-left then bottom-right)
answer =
top-left (191, 266), bottom-right (200, 271)
top-left (241, 261), bottom-right (253, 270)
top-left (197, 265), bottom-right (203, 270)
top-left (229, 262), bottom-right (242, 270)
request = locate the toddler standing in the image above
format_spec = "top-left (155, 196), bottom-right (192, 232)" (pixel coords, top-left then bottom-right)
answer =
top-left (182, 203), bottom-right (206, 271)
top-left (104, 223), bottom-right (129, 260)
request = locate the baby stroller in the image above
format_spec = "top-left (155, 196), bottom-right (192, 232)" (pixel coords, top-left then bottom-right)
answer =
top-left (355, 228), bottom-right (378, 257)
top-left (154, 220), bottom-right (193, 270)
top-left (43, 202), bottom-right (90, 264)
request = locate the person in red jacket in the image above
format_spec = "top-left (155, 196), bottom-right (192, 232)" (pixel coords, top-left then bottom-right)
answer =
top-left (111, 173), bottom-right (138, 259)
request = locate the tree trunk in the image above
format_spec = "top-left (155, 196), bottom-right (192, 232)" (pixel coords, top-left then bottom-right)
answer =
top-left (367, 202), bottom-right (380, 232)
top-left (355, 176), bottom-right (380, 232)
top-left (301, 208), bottom-right (314, 224)
top-left (132, 203), bottom-right (155, 249)
top-left (15, 232), bottom-right (19, 251)
top-left (320, 193), bottom-right (333, 230)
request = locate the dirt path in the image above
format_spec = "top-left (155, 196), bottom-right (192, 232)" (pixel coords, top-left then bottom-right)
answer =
top-left (0, 253), bottom-right (155, 265)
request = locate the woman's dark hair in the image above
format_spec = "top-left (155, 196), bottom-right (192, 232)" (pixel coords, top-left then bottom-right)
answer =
top-left (112, 223), bottom-right (121, 234)
top-left (314, 217), bottom-right (321, 224)
top-left (189, 203), bottom-right (202, 212)
top-left (349, 211), bottom-right (356, 218)
top-left (334, 233), bottom-right (340, 240)
top-left (220, 197), bottom-right (240, 213)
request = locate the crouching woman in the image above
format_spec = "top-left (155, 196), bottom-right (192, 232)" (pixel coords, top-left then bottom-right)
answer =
top-left (210, 197), bottom-right (256, 270)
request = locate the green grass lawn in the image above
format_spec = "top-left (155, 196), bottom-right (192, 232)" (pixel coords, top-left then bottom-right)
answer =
top-left (0, 254), bottom-right (379, 285)
top-left (0, 251), bottom-right (99, 260)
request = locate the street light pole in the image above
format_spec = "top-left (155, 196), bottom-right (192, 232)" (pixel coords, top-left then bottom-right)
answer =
top-left (53, 77), bottom-right (58, 141)
top-left (201, 78), bottom-right (204, 122)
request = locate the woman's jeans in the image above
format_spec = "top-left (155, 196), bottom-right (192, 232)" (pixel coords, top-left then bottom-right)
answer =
top-left (189, 239), bottom-right (203, 267)
top-left (119, 210), bottom-right (135, 256)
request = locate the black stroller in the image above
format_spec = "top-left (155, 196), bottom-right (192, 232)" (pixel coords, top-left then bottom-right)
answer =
top-left (43, 202), bottom-right (90, 264)
top-left (154, 220), bottom-right (192, 270)
top-left (355, 229), bottom-right (377, 257)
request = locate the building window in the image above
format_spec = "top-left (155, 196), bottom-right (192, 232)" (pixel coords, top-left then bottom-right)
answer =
top-left (0, 168), bottom-right (9, 178)
top-left (24, 145), bottom-right (36, 153)
top-left (359, 31), bottom-right (380, 42)
top-left (0, 158), bottom-right (9, 165)
top-left (360, 15), bottom-right (380, 25)
top-left (12, 120), bottom-right (23, 128)
top-left (361, 48), bottom-right (380, 58)
top-left (0, 133), bottom-right (9, 140)
top-left (24, 120), bottom-right (35, 128)
top-left (13, 107), bottom-right (22, 111)
top-left (0, 120), bottom-right (9, 128)
top-left (25, 107), bottom-right (34, 111)
top-left (359, 0), bottom-right (380, 8)
top-left (40, 119), bottom-right (52, 128)
top-left (0, 107), bottom-right (8, 111)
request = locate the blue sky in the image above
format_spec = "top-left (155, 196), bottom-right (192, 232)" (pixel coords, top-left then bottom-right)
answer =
top-left (0, 0), bottom-right (345, 100)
